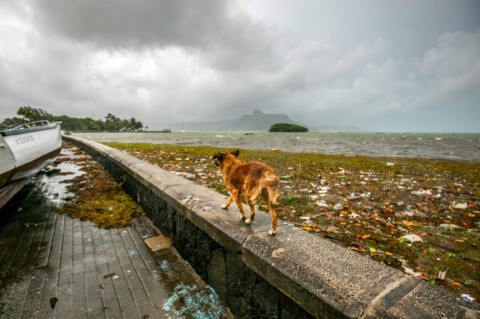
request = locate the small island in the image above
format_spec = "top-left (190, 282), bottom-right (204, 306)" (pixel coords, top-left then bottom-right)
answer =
top-left (269, 123), bottom-right (308, 132)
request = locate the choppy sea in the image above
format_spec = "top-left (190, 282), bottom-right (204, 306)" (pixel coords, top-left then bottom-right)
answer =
top-left (73, 132), bottom-right (480, 162)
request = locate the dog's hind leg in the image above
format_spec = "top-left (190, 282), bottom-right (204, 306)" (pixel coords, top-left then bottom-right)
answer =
top-left (245, 199), bottom-right (256, 225)
top-left (268, 202), bottom-right (277, 236)
top-left (245, 187), bottom-right (261, 225)
top-left (265, 187), bottom-right (278, 236)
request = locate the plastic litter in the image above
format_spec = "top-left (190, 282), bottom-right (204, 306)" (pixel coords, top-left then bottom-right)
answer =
top-left (452, 202), bottom-right (468, 209)
top-left (400, 234), bottom-right (423, 243)
top-left (350, 212), bottom-right (361, 219)
top-left (411, 189), bottom-right (432, 196)
top-left (439, 224), bottom-right (463, 231)
top-left (315, 201), bottom-right (329, 208)
top-left (348, 193), bottom-right (360, 201)
top-left (437, 269), bottom-right (448, 280)
top-left (461, 294), bottom-right (475, 302)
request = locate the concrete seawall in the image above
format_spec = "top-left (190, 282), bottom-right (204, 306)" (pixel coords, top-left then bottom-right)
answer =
top-left (64, 135), bottom-right (480, 319)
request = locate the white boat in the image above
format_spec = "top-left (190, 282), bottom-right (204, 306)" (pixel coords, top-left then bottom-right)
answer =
top-left (0, 120), bottom-right (62, 209)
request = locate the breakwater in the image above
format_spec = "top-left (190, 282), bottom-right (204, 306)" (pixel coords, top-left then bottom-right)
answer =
top-left (64, 135), bottom-right (480, 318)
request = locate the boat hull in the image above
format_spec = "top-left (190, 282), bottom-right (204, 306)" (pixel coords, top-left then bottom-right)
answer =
top-left (0, 122), bottom-right (62, 208)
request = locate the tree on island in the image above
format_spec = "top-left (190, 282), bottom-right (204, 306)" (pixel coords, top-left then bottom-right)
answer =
top-left (269, 123), bottom-right (309, 132)
top-left (0, 106), bottom-right (144, 132)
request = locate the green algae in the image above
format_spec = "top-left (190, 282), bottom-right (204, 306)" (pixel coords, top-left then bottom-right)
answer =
top-left (53, 143), bottom-right (144, 228)
top-left (105, 142), bottom-right (480, 301)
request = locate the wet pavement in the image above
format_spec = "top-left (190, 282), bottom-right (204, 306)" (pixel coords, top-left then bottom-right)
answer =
top-left (0, 147), bottom-right (230, 318)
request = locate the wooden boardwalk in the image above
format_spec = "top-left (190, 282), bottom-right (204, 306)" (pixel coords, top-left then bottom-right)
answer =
top-left (0, 147), bottom-right (229, 318)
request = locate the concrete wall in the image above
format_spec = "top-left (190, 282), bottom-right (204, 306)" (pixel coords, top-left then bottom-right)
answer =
top-left (64, 136), bottom-right (480, 319)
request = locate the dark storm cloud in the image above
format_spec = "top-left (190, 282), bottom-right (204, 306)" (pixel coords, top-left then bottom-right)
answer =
top-left (32, 0), bottom-right (277, 72)
top-left (34, 0), bottom-right (227, 48)
top-left (1, 0), bottom-right (479, 132)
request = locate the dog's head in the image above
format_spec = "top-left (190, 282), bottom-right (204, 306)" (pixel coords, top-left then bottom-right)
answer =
top-left (212, 150), bottom-right (240, 167)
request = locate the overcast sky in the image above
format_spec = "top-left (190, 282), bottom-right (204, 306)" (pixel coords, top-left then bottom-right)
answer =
top-left (1, 0), bottom-right (479, 132)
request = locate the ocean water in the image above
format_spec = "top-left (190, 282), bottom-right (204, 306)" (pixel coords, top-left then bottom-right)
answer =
top-left (73, 132), bottom-right (480, 162)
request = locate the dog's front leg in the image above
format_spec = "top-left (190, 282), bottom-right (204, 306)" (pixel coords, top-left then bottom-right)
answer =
top-left (222, 190), bottom-right (245, 220)
top-left (221, 194), bottom-right (233, 209)
top-left (233, 190), bottom-right (246, 220)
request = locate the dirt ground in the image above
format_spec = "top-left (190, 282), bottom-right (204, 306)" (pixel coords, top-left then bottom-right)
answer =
top-left (86, 142), bottom-right (480, 303)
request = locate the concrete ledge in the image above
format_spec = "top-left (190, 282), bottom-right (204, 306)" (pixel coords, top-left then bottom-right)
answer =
top-left (64, 135), bottom-right (480, 319)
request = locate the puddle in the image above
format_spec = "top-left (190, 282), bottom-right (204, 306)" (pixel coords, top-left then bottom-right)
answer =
top-left (54, 162), bottom-right (85, 179)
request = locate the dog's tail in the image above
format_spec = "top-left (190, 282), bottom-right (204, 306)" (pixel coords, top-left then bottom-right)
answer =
top-left (260, 174), bottom-right (279, 187)
top-left (260, 174), bottom-right (279, 204)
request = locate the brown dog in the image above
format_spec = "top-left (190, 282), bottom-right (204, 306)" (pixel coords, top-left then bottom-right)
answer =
top-left (212, 150), bottom-right (279, 235)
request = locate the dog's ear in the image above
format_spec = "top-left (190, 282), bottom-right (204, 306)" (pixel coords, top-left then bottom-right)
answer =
top-left (212, 152), bottom-right (224, 160)
top-left (231, 150), bottom-right (240, 157)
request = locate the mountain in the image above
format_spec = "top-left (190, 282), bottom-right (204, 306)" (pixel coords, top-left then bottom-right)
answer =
top-left (172, 110), bottom-right (300, 132)
top-left (164, 110), bottom-right (363, 132)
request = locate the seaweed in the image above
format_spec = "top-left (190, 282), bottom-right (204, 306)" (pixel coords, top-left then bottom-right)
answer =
top-left (105, 142), bottom-right (480, 301)
top-left (54, 142), bottom-right (144, 228)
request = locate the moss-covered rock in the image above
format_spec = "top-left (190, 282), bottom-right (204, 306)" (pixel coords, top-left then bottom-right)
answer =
top-left (269, 123), bottom-right (308, 132)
